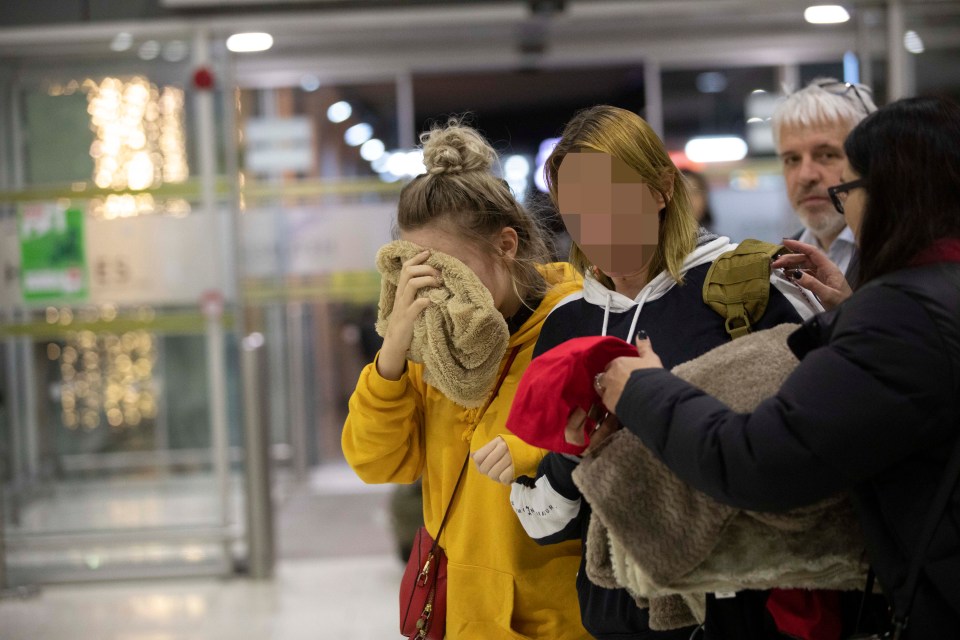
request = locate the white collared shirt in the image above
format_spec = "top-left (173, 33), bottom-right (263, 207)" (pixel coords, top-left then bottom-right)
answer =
top-left (798, 226), bottom-right (856, 275)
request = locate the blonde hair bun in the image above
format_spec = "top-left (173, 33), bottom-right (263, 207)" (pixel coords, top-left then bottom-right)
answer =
top-left (420, 119), bottom-right (496, 176)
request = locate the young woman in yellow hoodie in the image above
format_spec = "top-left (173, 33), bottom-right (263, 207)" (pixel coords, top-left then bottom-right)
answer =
top-left (341, 120), bottom-right (588, 640)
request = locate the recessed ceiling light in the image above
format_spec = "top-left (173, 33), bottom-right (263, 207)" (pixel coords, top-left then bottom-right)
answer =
top-left (804, 5), bottom-right (850, 25)
top-left (226, 32), bottom-right (273, 53)
top-left (904, 30), bottom-right (925, 54)
top-left (684, 136), bottom-right (748, 163)
top-left (327, 101), bottom-right (352, 123)
top-left (110, 32), bottom-right (133, 52)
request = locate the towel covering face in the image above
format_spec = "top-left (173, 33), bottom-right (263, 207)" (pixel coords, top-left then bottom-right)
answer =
top-left (375, 239), bottom-right (510, 408)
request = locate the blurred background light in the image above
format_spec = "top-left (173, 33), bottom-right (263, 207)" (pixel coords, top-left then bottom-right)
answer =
top-left (161, 40), bottom-right (189, 62)
top-left (326, 101), bottom-right (352, 123)
top-left (904, 30), bottom-right (925, 54)
top-left (299, 74), bottom-right (321, 92)
top-left (533, 137), bottom-right (560, 193)
top-left (804, 5), bottom-right (851, 24)
top-left (137, 40), bottom-right (160, 61)
top-left (344, 123), bottom-right (373, 147)
top-left (360, 138), bottom-right (386, 161)
top-left (685, 136), bottom-right (748, 163)
top-left (110, 32), bottom-right (133, 52)
top-left (226, 32), bottom-right (274, 53)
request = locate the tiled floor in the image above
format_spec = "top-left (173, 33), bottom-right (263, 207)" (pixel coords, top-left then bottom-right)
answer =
top-left (0, 464), bottom-right (410, 639)
top-left (0, 554), bottom-right (405, 640)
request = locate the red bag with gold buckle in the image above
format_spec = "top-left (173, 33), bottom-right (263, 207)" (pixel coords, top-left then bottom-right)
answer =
top-left (398, 347), bottom-right (520, 639)
top-left (400, 526), bottom-right (447, 639)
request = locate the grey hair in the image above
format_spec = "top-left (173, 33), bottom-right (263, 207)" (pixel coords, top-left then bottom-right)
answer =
top-left (772, 77), bottom-right (878, 149)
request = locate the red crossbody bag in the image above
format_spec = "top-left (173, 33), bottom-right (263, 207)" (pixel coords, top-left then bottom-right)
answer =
top-left (399, 347), bottom-right (520, 639)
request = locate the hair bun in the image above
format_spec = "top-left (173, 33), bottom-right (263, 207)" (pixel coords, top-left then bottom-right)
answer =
top-left (420, 119), bottom-right (496, 176)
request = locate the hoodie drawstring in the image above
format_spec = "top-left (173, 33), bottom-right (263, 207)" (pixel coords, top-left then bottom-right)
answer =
top-left (601, 292), bottom-right (612, 337)
top-left (626, 287), bottom-right (652, 344)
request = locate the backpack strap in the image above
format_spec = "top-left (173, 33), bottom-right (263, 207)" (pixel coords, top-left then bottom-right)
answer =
top-left (702, 239), bottom-right (784, 340)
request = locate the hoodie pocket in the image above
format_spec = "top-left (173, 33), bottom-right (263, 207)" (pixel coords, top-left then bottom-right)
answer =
top-left (446, 561), bottom-right (527, 639)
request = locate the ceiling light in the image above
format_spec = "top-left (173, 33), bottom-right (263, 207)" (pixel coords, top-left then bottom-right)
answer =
top-left (226, 32), bottom-right (274, 53)
top-left (804, 5), bottom-right (850, 25)
top-left (110, 32), bottom-right (133, 52)
top-left (684, 136), bottom-right (748, 163)
top-left (360, 138), bottom-right (386, 161)
top-left (300, 75), bottom-right (321, 92)
top-left (904, 30), bottom-right (924, 54)
top-left (344, 123), bottom-right (373, 147)
top-left (326, 101), bottom-right (352, 123)
top-left (137, 40), bottom-right (160, 61)
top-left (162, 40), bottom-right (188, 62)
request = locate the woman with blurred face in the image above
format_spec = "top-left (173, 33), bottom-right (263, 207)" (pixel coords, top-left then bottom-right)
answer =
top-left (498, 105), bottom-right (820, 640)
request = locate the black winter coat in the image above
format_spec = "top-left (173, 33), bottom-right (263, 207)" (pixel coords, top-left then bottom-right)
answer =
top-left (617, 263), bottom-right (960, 639)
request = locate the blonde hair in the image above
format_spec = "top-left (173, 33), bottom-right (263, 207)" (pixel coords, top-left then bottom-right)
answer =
top-left (545, 105), bottom-right (698, 288)
top-left (397, 118), bottom-right (550, 302)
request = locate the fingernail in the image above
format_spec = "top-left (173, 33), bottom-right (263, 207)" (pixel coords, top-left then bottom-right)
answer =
top-left (637, 330), bottom-right (648, 340)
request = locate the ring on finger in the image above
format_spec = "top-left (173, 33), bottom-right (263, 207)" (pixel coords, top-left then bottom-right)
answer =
top-left (593, 372), bottom-right (605, 394)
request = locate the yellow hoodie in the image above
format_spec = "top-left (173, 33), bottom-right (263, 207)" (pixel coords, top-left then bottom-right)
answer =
top-left (342, 262), bottom-right (588, 640)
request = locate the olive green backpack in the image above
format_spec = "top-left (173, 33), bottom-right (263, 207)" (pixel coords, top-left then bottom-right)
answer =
top-left (702, 239), bottom-right (786, 340)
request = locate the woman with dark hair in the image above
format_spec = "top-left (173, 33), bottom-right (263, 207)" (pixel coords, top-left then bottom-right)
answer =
top-left (681, 169), bottom-right (714, 230)
top-left (594, 95), bottom-right (960, 638)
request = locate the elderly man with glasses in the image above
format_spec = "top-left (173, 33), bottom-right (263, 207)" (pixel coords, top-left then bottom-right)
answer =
top-left (773, 78), bottom-right (877, 287)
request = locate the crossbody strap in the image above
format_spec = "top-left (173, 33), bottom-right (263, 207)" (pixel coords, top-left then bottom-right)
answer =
top-left (431, 346), bottom-right (521, 550)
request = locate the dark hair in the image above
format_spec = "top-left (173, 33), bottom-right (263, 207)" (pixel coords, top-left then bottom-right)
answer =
top-left (846, 96), bottom-right (960, 284)
top-left (681, 169), bottom-right (714, 229)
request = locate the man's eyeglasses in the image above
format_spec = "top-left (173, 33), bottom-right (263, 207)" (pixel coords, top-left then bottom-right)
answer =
top-left (827, 179), bottom-right (866, 214)
top-left (815, 81), bottom-right (874, 116)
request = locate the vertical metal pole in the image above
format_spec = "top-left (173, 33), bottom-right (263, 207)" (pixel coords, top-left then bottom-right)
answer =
top-left (396, 72), bottom-right (415, 150)
top-left (20, 324), bottom-right (38, 481)
top-left (241, 336), bottom-right (274, 579)
top-left (778, 64), bottom-right (801, 94)
top-left (286, 304), bottom-right (307, 479)
top-left (266, 304), bottom-right (288, 455)
top-left (856, 8), bottom-right (875, 91)
top-left (193, 29), bottom-right (232, 560)
top-left (4, 309), bottom-right (24, 498)
top-left (887, 0), bottom-right (908, 100)
top-left (9, 81), bottom-right (38, 484)
top-left (644, 59), bottom-right (664, 139)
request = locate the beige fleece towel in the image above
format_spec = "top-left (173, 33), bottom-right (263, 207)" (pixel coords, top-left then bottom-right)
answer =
top-left (375, 240), bottom-right (509, 408)
top-left (574, 323), bottom-right (866, 627)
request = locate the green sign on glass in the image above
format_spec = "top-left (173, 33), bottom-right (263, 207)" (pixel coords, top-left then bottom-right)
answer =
top-left (18, 202), bottom-right (89, 302)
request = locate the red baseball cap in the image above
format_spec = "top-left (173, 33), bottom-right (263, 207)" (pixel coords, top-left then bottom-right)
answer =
top-left (506, 335), bottom-right (638, 455)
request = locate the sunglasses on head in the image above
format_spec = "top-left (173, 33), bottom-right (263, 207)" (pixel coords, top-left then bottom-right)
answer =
top-left (814, 81), bottom-right (874, 116)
